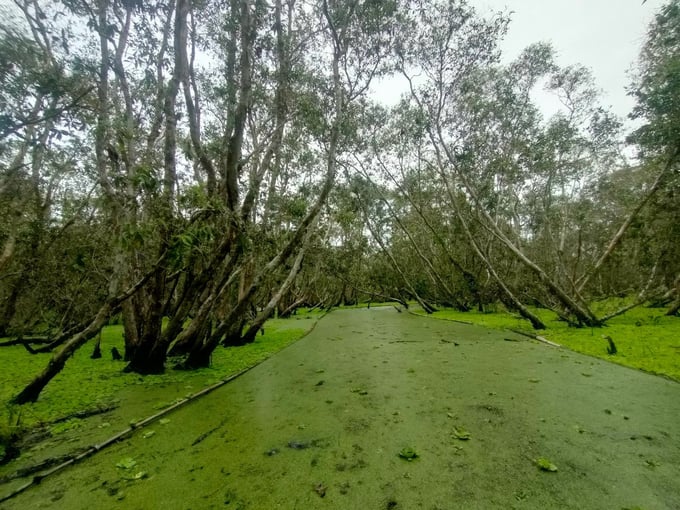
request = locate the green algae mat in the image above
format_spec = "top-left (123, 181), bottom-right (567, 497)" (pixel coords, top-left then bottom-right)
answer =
top-left (2, 308), bottom-right (679, 509)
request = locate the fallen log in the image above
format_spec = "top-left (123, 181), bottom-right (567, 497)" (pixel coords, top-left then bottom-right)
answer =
top-left (0, 337), bottom-right (51, 348)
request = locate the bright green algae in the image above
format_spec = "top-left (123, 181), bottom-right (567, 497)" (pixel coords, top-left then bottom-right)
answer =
top-left (2, 308), bottom-right (679, 509)
top-left (0, 311), bottom-right (321, 460)
top-left (415, 301), bottom-right (680, 381)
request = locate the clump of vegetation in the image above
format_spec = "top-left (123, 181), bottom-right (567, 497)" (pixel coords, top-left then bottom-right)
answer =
top-left (452, 426), bottom-right (471, 440)
top-left (398, 447), bottom-right (419, 461)
top-left (534, 457), bottom-right (558, 472)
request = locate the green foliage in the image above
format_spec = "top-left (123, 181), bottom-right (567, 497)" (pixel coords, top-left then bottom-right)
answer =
top-left (398, 446), bottom-right (418, 460)
top-left (452, 426), bottom-right (471, 440)
top-left (629, 0), bottom-right (680, 154)
top-left (116, 457), bottom-right (137, 470)
top-left (534, 457), bottom-right (558, 472)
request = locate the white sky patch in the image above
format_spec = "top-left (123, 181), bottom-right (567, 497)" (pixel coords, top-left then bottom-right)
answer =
top-left (481, 0), bottom-right (665, 123)
top-left (372, 0), bottom-right (666, 126)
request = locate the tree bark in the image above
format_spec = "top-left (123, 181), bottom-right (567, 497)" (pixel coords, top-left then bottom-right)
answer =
top-left (240, 231), bottom-right (309, 344)
top-left (12, 260), bottom-right (160, 403)
top-left (454, 202), bottom-right (546, 330)
top-left (666, 275), bottom-right (680, 317)
top-left (576, 149), bottom-right (679, 294)
top-left (12, 303), bottom-right (115, 403)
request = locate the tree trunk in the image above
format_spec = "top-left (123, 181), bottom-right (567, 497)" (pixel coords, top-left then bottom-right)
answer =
top-left (454, 205), bottom-right (546, 329)
top-left (666, 275), bottom-right (680, 316)
top-left (90, 332), bottom-right (102, 359)
top-left (577, 149), bottom-right (679, 294)
top-left (279, 297), bottom-right (306, 318)
top-left (364, 168), bottom-right (469, 311)
top-left (241, 235), bottom-right (308, 344)
top-left (376, 129), bottom-right (483, 309)
top-left (12, 256), bottom-right (159, 403)
top-left (12, 303), bottom-right (115, 403)
top-left (123, 340), bottom-right (167, 374)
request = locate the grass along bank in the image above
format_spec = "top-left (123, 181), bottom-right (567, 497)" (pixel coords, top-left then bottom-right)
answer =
top-left (414, 300), bottom-right (680, 381)
top-left (0, 310), bottom-right (323, 452)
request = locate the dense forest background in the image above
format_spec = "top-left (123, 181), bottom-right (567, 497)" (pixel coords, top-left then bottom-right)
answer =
top-left (1, 0), bottom-right (678, 402)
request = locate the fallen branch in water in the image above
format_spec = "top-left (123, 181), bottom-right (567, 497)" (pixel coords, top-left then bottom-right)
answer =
top-left (49, 403), bottom-right (118, 425)
top-left (0, 337), bottom-right (51, 348)
top-left (508, 329), bottom-right (561, 348)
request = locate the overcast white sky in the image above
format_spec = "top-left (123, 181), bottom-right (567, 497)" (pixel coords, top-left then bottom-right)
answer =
top-left (377, 0), bottom-right (666, 126)
top-left (481, 0), bottom-right (665, 121)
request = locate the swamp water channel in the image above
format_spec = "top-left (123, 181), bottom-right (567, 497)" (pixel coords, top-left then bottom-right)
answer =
top-left (2, 307), bottom-right (680, 509)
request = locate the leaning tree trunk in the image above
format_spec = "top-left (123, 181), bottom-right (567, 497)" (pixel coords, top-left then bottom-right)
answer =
top-left (11, 254), bottom-right (159, 403)
top-left (279, 296), bottom-right (306, 318)
top-left (454, 203), bottom-right (546, 330)
top-left (377, 150), bottom-right (487, 311)
top-left (241, 233), bottom-right (309, 344)
top-left (434, 125), bottom-right (598, 327)
top-left (12, 303), bottom-right (115, 403)
top-left (353, 181), bottom-right (436, 314)
top-left (362, 166), bottom-right (469, 311)
top-left (666, 275), bottom-right (680, 317)
top-left (576, 149), bottom-right (679, 295)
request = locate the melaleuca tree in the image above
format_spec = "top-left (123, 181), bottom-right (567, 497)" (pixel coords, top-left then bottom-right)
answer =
top-left (628, 0), bottom-right (680, 314)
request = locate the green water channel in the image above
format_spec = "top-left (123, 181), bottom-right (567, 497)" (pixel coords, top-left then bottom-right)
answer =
top-left (3, 307), bottom-right (679, 509)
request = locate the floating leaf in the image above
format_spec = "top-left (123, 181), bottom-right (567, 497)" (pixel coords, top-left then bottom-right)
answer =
top-left (528, 378), bottom-right (540, 383)
top-left (534, 457), bottom-right (558, 472)
top-left (121, 471), bottom-right (148, 481)
top-left (452, 426), bottom-right (471, 440)
top-left (143, 430), bottom-right (156, 439)
top-left (159, 418), bottom-right (171, 425)
top-left (398, 447), bottom-right (418, 460)
top-left (116, 457), bottom-right (137, 470)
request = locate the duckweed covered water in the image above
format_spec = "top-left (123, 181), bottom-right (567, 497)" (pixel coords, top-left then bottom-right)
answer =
top-left (3, 307), bottom-right (680, 509)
